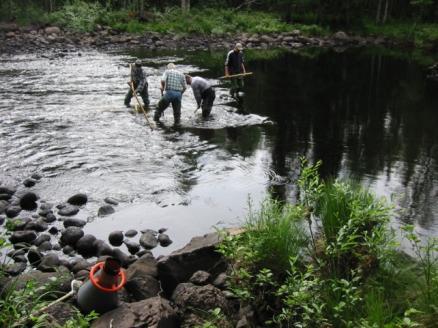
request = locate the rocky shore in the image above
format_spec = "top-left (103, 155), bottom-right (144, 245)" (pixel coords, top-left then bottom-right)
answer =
top-left (0, 22), bottom-right (396, 55)
top-left (0, 175), bottom-right (254, 327)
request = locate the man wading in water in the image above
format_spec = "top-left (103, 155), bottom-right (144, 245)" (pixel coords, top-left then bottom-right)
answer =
top-left (185, 75), bottom-right (216, 118)
top-left (225, 42), bottom-right (246, 98)
top-left (124, 59), bottom-right (149, 108)
top-left (154, 63), bottom-right (187, 126)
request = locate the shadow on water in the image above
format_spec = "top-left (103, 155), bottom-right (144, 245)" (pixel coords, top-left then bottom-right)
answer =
top-left (0, 46), bottom-right (437, 253)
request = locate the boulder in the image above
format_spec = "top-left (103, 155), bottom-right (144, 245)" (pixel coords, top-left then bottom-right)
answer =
top-left (0, 186), bottom-right (16, 195)
top-left (75, 234), bottom-right (97, 257)
top-left (0, 193), bottom-right (11, 201)
top-left (67, 193), bottom-right (88, 206)
top-left (62, 245), bottom-right (75, 255)
top-left (157, 232), bottom-right (227, 295)
top-left (213, 272), bottom-right (227, 289)
top-left (158, 233), bottom-right (173, 247)
top-left (60, 226), bottom-right (84, 246)
top-left (112, 248), bottom-right (136, 267)
top-left (23, 178), bottom-right (36, 187)
top-left (6, 206), bottom-right (21, 218)
top-left (172, 283), bottom-right (230, 315)
top-left (98, 205), bottom-right (115, 216)
top-left (94, 239), bottom-right (113, 256)
top-left (71, 259), bottom-right (92, 273)
top-left (43, 212), bottom-right (57, 223)
top-left (33, 233), bottom-right (51, 246)
top-left (124, 240), bottom-right (140, 255)
top-left (10, 230), bottom-right (37, 244)
top-left (38, 253), bottom-right (61, 272)
top-left (38, 241), bottom-right (53, 252)
top-left (45, 26), bottom-right (61, 34)
top-left (63, 218), bottom-right (86, 228)
top-left (139, 230), bottom-right (158, 249)
top-left (3, 262), bottom-right (26, 276)
top-left (91, 297), bottom-right (178, 328)
top-left (124, 254), bottom-right (160, 301)
top-left (58, 204), bottom-right (79, 216)
top-left (24, 219), bottom-right (48, 232)
top-left (124, 229), bottom-right (137, 237)
top-left (189, 270), bottom-right (211, 285)
top-left (19, 192), bottom-right (38, 210)
top-left (43, 302), bottom-right (78, 326)
top-left (8, 217), bottom-right (31, 230)
top-left (48, 226), bottom-right (59, 235)
top-left (28, 247), bottom-right (43, 266)
top-left (108, 230), bottom-right (124, 246)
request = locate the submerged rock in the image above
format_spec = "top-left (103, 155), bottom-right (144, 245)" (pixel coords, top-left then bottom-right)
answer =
top-left (158, 233), bottom-right (173, 247)
top-left (98, 205), bottom-right (115, 216)
top-left (124, 229), bottom-right (137, 238)
top-left (104, 197), bottom-right (119, 206)
top-left (58, 204), bottom-right (79, 216)
top-left (67, 193), bottom-right (88, 206)
top-left (23, 178), bottom-right (36, 187)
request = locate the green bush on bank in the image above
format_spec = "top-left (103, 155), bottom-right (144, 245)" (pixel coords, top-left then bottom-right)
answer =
top-left (217, 159), bottom-right (438, 327)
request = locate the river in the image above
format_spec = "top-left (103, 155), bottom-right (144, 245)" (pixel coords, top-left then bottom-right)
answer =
top-left (1, 47), bottom-right (437, 254)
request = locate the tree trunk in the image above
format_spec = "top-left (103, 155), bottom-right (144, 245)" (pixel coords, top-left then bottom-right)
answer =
top-left (383, 0), bottom-right (390, 24)
top-left (139, 0), bottom-right (145, 20)
top-left (181, 0), bottom-right (190, 12)
top-left (376, 0), bottom-right (382, 24)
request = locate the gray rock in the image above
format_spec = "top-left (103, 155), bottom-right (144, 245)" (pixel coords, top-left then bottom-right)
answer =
top-left (0, 200), bottom-right (9, 214)
top-left (4, 262), bottom-right (26, 276)
top-left (38, 241), bottom-right (52, 252)
top-left (75, 234), bottom-right (97, 257)
top-left (112, 248), bottom-right (136, 268)
top-left (45, 26), bottom-right (61, 34)
top-left (60, 226), bottom-right (84, 246)
top-left (125, 255), bottom-right (160, 301)
top-left (124, 240), bottom-right (140, 255)
top-left (158, 232), bottom-right (227, 295)
top-left (0, 215), bottom-right (4, 225)
top-left (10, 230), bottom-right (37, 244)
top-left (124, 229), bottom-right (137, 237)
top-left (8, 217), bottom-right (31, 230)
top-left (25, 219), bottom-right (48, 232)
top-left (33, 233), bottom-right (51, 246)
top-left (38, 253), bottom-right (60, 272)
top-left (43, 212), bottom-right (56, 223)
top-left (44, 302), bottom-right (78, 326)
top-left (158, 233), bottom-right (173, 247)
top-left (63, 218), bottom-right (86, 228)
top-left (71, 259), bottom-right (92, 273)
top-left (108, 230), bottom-right (124, 246)
top-left (23, 178), bottom-right (36, 187)
top-left (31, 173), bottom-right (42, 180)
top-left (91, 297), bottom-right (178, 328)
top-left (334, 30), bottom-right (349, 41)
top-left (28, 247), bottom-right (43, 266)
top-left (67, 193), bottom-right (88, 206)
top-left (158, 228), bottom-right (167, 234)
top-left (0, 193), bottom-right (12, 201)
top-left (104, 197), bottom-right (119, 205)
top-left (94, 239), bottom-right (113, 257)
top-left (213, 273), bottom-right (227, 289)
top-left (62, 245), bottom-right (74, 255)
top-left (189, 270), bottom-right (211, 285)
top-left (19, 192), bottom-right (38, 210)
top-left (98, 205), bottom-right (115, 216)
top-left (0, 186), bottom-right (16, 195)
top-left (13, 255), bottom-right (27, 263)
top-left (48, 226), bottom-right (59, 235)
top-left (140, 230), bottom-right (158, 250)
top-left (6, 206), bottom-right (21, 218)
top-left (58, 204), bottom-right (79, 216)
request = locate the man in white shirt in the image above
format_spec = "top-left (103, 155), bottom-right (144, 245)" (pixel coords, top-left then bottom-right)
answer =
top-left (185, 75), bottom-right (216, 118)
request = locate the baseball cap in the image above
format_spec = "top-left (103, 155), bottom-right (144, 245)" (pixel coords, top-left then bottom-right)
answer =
top-left (235, 43), bottom-right (243, 50)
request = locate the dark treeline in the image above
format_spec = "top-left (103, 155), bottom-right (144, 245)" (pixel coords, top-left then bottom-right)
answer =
top-left (2, 0), bottom-right (438, 27)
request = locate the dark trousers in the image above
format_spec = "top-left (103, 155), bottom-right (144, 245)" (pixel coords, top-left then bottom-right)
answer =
top-left (230, 78), bottom-right (244, 98)
top-left (154, 90), bottom-right (182, 124)
top-left (124, 83), bottom-right (149, 107)
top-left (201, 88), bottom-right (216, 117)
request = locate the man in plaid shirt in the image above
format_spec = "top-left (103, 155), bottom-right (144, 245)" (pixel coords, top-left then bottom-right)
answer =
top-left (154, 63), bottom-right (187, 125)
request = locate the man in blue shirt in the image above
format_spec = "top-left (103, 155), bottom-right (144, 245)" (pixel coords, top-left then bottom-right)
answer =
top-left (154, 63), bottom-right (187, 125)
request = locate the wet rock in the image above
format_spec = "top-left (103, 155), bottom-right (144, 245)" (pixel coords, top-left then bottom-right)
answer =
top-left (213, 273), bottom-right (227, 289)
top-left (58, 204), bottom-right (79, 216)
top-left (334, 31), bottom-right (349, 42)
top-left (124, 240), bottom-right (140, 255)
top-left (104, 197), bottom-right (119, 205)
top-left (60, 226), bottom-right (84, 246)
top-left (7, 248), bottom-right (26, 258)
top-left (108, 231), bottom-right (124, 246)
top-left (63, 218), bottom-right (86, 228)
top-left (91, 297), bottom-right (178, 328)
top-left (45, 26), bottom-right (61, 34)
top-left (0, 200), bottom-right (9, 214)
top-left (75, 269), bottom-right (89, 279)
top-left (112, 248), bottom-right (136, 267)
top-left (94, 240), bottom-right (113, 256)
top-left (38, 253), bottom-right (60, 272)
top-left (75, 234), bottom-right (97, 257)
top-left (6, 206), bottom-right (21, 218)
top-left (0, 186), bottom-right (16, 195)
top-left (0, 215), bottom-right (4, 225)
top-left (136, 249), bottom-right (152, 258)
top-left (63, 245), bottom-right (74, 255)
top-left (125, 254), bottom-right (160, 301)
top-left (158, 233), bottom-right (173, 247)
top-left (139, 230), bottom-right (158, 249)
top-left (25, 219), bottom-right (48, 232)
top-left (43, 212), bottom-right (56, 223)
top-left (157, 232), bottom-right (227, 295)
top-left (31, 173), bottom-right (42, 180)
top-left (28, 247), bottom-right (43, 266)
top-left (33, 233), bottom-right (51, 246)
top-left (44, 302), bottom-right (78, 327)
top-left (0, 193), bottom-right (12, 201)
top-left (67, 193), bottom-right (88, 206)
top-left (98, 204), bottom-right (115, 216)
top-left (124, 229), bottom-right (137, 238)
top-left (53, 243), bottom-right (61, 251)
top-left (189, 270), bottom-right (211, 285)
top-left (8, 217), bottom-right (31, 230)
top-left (71, 259), bottom-right (92, 273)
top-left (4, 262), bottom-right (26, 276)
top-left (38, 241), bottom-right (53, 252)
top-left (48, 226), bottom-right (59, 235)
top-left (19, 192), bottom-right (38, 210)
top-left (172, 283), bottom-right (230, 315)
top-left (10, 230), bottom-right (37, 244)
top-left (23, 178), bottom-right (36, 187)
top-left (158, 228), bottom-right (167, 234)
top-left (13, 255), bottom-right (27, 263)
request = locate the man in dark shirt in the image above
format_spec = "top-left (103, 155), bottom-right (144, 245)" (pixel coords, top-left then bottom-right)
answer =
top-left (124, 59), bottom-right (149, 108)
top-left (225, 43), bottom-right (246, 98)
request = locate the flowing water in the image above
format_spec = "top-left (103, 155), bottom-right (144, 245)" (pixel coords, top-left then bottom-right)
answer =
top-left (0, 47), bottom-right (437, 254)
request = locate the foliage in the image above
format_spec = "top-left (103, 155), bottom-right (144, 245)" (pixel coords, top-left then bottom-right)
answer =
top-left (62, 310), bottom-right (99, 328)
top-left (194, 307), bottom-right (232, 328)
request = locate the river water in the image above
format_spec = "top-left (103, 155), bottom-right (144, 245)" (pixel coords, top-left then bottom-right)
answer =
top-left (0, 47), bottom-right (437, 254)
